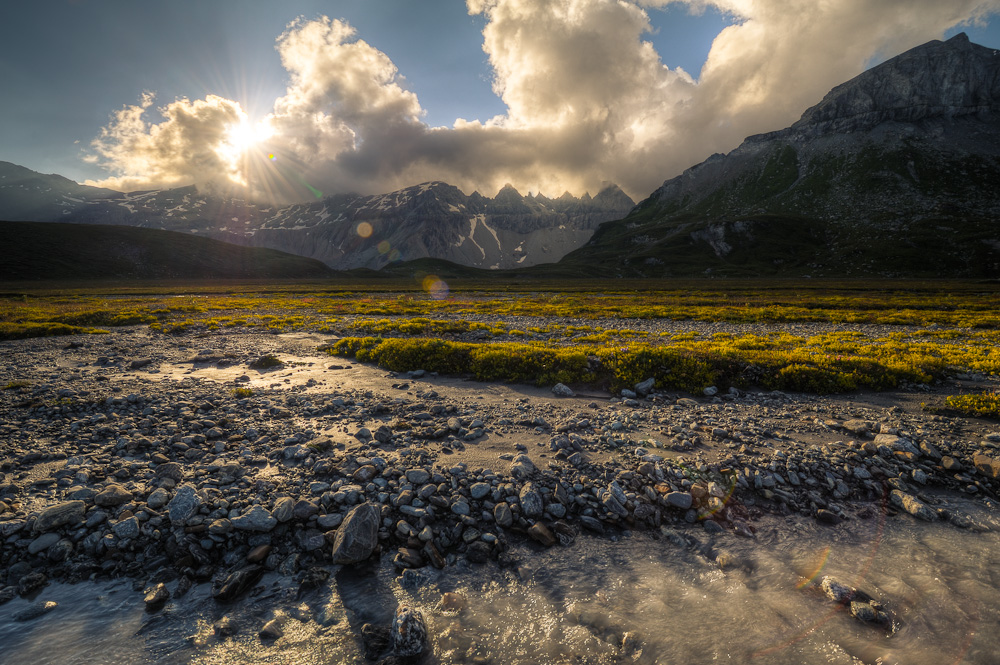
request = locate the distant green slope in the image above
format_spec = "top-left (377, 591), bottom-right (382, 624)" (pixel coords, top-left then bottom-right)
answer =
top-left (559, 138), bottom-right (1000, 279)
top-left (0, 221), bottom-right (337, 281)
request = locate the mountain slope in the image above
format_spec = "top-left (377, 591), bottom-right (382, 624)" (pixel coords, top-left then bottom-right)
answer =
top-left (0, 161), bottom-right (117, 221)
top-left (561, 33), bottom-right (1000, 278)
top-left (0, 221), bottom-right (336, 281)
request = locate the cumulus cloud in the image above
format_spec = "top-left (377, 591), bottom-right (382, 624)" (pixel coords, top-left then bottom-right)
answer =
top-left (656, 0), bottom-right (1000, 151)
top-left (87, 1), bottom-right (1000, 202)
top-left (86, 92), bottom-right (251, 192)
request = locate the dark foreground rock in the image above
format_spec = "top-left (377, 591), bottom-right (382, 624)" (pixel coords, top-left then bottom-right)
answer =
top-left (331, 503), bottom-right (380, 565)
top-left (391, 606), bottom-right (428, 657)
top-left (212, 565), bottom-right (264, 603)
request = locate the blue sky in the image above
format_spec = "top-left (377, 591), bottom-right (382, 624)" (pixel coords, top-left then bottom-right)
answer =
top-left (2, 0), bottom-right (998, 201)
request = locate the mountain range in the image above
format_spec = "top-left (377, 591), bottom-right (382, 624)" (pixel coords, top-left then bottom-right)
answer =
top-left (0, 163), bottom-right (634, 271)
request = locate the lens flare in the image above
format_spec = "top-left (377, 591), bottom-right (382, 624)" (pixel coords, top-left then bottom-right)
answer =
top-left (356, 222), bottom-right (373, 238)
top-left (795, 546), bottom-right (833, 589)
top-left (377, 240), bottom-right (391, 255)
top-left (423, 275), bottom-right (449, 300)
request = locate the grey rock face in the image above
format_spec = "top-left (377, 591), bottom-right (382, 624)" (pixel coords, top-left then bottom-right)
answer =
top-left (469, 482), bottom-right (491, 499)
top-left (528, 522), bottom-right (558, 547)
top-left (519, 482), bottom-right (544, 517)
top-left (33, 177), bottom-right (634, 271)
top-left (155, 462), bottom-right (183, 482)
top-left (782, 33), bottom-right (1000, 138)
top-left (231, 505), bottom-right (277, 532)
top-left (634, 378), bottom-right (656, 396)
top-left (13, 601), bottom-right (58, 622)
top-left (112, 516), bottom-right (140, 539)
top-left (144, 583), bottom-right (170, 607)
top-left (271, 496), bottom-right (295, 523)
top-left (146, 488), bottom-right (170, 510)
top-left (94, 484), bottom-right (132, 507)
top-left (510, 454), bottom-right (537, 480)
top-left (167, 485), bottom-right (202, 525)
top-left (317, 513), bottom-right (343, 529)
top-left (331, 503), bottom-right (380, 564)
top-left (405, 469), bottom-right (431, 485)
top-left (665, 492), bottom-right (693, 510)
top-left (602, 492), bottom-right (628, 517)
top-left (821, 576), bottom-right (856, 604)
top-left (569, 33), bottom-right (1000, 279)
top-left (494, 502), bottom-right (514, 527)
top-left (212, 565), bottom-right (264, 603)
top-left (259, 618), bottom-right (284, 639)
top-left (292, 499), bottom-right (319, 521)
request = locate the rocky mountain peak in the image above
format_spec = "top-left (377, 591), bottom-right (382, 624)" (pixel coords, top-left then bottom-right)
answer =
top-left (490, 183), bottom-right (532, 215)
top-left (494, 183), bottom-right (524, 200)
top-left (593, 183), bottom-right (635, 211)
top-left (753, 32), bottom-right (1000, 142)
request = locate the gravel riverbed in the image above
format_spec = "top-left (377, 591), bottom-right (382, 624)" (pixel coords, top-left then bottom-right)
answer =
top-left (2, 324), bottom-right (999, 662)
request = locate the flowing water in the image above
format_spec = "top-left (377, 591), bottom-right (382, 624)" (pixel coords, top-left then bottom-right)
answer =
top-left (2, 492), bottom-right (999, 664)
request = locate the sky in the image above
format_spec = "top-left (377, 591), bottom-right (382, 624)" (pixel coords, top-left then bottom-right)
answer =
top-left (2, 0), bottom-right (1000, 204)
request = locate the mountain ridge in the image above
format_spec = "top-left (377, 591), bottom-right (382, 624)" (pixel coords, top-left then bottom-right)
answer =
top-left (559, 33), bottom-right (1000, 278)
top-left (766, 33), bottom-right (1000, 140)
top-left (0, 166), bottom-right (635, 271)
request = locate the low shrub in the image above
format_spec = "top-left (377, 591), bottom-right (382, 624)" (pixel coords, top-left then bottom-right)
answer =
top-left (0, 322), bottom-right (107, 340)
top-left (326, 334), bottom-right (944, 395)
top-left (2, 380), bottom-right (31, 390)
top-left (944, 392), bottom-right (1000, 418)
top-left (249, 354), bottom-right (283, 369)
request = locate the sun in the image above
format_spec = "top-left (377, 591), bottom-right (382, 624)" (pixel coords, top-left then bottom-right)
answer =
top-left (217, 116), bottom-right (274, 186)
top-left (227, 118), bottom-right (268, 153)
top-left (219, 117), bottom-right (272, 163)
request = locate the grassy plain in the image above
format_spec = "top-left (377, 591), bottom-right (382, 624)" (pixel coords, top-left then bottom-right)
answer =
top-left (1, 279), bottom-right (998, 407)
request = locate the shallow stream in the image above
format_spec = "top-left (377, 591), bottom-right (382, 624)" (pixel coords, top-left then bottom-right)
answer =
top-left (2, 492), bottom-right (998, 664)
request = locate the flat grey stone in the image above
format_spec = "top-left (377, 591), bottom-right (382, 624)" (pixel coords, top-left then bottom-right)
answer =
top-left (28, 532), bottom-right (61, 555)
top-left (231, 505), bottom-right (277, 532)
top-left (405, 469), bottom-right (430, 484)
top-left (95, 484), bottom-right (132, 507)
top-left (33, 501), bottom-right (85, 533)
